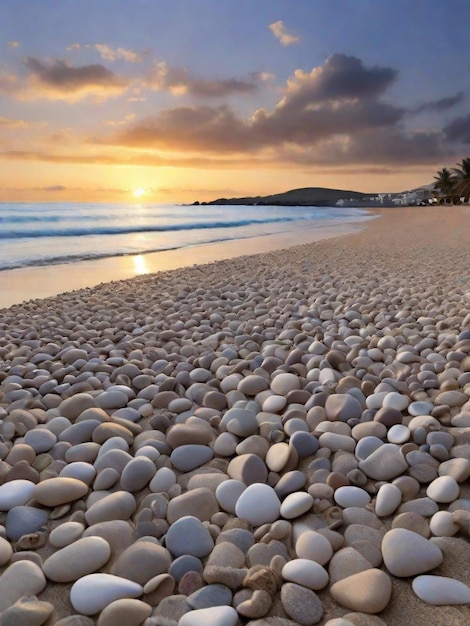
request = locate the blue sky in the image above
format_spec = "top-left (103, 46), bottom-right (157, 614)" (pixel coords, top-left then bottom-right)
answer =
top-left (1, 0), bottom-right (469, 201)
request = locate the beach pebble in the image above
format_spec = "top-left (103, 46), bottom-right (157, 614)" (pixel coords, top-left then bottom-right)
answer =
top-left (70, 574), bottom-right (143, 615)
top-left (227, 454), bottom-right (268, 485)
top-left (282, 559), bottom-right (329, 590)
top-left (166, 487), bottom-right (219, 523)
top-left (0, 596), bottom-right (54, 626)
top-left (96, 599), bottom-right (152, 626)
top-left (426, 475), bottom-right (460, 503)
top-left (120, 456), bottom-right (156, 491)
top-left (412, 575), bottom-right (470, 605)
top-left (0, 479), bottom-right (36, 511)
top-left (170, 444), bottom-right (214, 472)
top-left (381, 528), bottom-right (443, 576)
top-left (359, 443), bottom-right (408, 480)
top-left (382, 391), bottom-right (409, 411)
top-left (280, 492), bottom-right (314, 519)
top-left (0, 560), bottom-right (47, 612)
top-left (0, 536), bottom-right (13, 566)
top-left (334, 486), bottom-right (371, 509)
top-left (34, 477), bottom-right (88, 507)
top-left (43, 537), bottom-right (111, 582)
top-left (215, 479), bottom-right (246, 514)
top-left (295, 530), bottom-right (333, 565)
top-left (280, 582), bottom-right (324, 625)
top-left (149, 466), bottom-right (177, 493)
top-left (85, 491), bottom-right (136, 525)
top-left (330, 569), bottom-right (392, 613)
top-left (111, 540), bottom-right (171, 585)
top-left (179, 605), bottom-right (239, 626)
top-left (235, 483), bottom-right (281, 526)
top-left (429, 511), bottom-right (460, 537)
top-left (374, 484), bottom-right (402, 517)
top-left (328, 547), bottom-right (374, 585)
top-left (271, 373), bottom-right (301, 395)
top-left (166, 516), bottom-right (214, 558)
top-left (5, 505), bottom-right (49, 541)
top-left (49, 522), bottom-right (85, 548)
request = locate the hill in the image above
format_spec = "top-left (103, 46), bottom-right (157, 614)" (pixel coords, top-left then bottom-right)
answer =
top-left (194, 187), bottom-right (375, 207)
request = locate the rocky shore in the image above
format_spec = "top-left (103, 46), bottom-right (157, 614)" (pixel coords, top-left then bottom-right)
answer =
top-left (0, 205), bottom-right (469, 626)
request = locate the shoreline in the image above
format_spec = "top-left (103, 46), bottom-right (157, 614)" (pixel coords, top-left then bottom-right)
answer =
top-left (0, 205), bottom-right (469, 625)
top-left (0, 216), bottom-right (373, 310)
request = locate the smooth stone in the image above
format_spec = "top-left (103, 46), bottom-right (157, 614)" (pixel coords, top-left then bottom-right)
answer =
top-left (354, 437), bottom-right (383, 461)
top-left (236, 588), bottom-right (272, 619)
top-left (295, 530), bottom-right (333, 565)
top-left (85, 491), bottom-right (136, 525)
top-left (227, 454), bottom-right (268, 485)
top-left (387, 424), bottom-right (410, 444)
top-left (381, 528), bottom-right (443, 577)
top-left (215, 479), bottom-right (246, 514)
top-left (170, 445), bottom-right (214, 472)
top-left (0, 536), bottom-right (13, 566)
top-left (166, 516), bottom-right (214, 558)
top-left (149, 467), bottom-right (177, 493)
top-left (187, 583), bottom-right (232, 609)
top-left (325, 394), bottom-right (362, 421)
top-left (435, 390), bottom-right (467, 407)
top-left (328, 547), bottom-right (374, 585)
top-left (235, 483), bottom-right (281, 526)
top-left (358, 443), bottom-right (408, 480)
top-left (265, 442), bottom-right (291, 472)
top-left (49, 521), bottom-right (85, 548)
top-left (408, 401), bottom-right (435, 416)
top-left (0, 479), bottom-right (36, 511)
top-left (60, 461), bottom-right (96, 485)
top-left (391, 512), bottom-right (430, 538)
top-left (282, 558), bottom-right (329, 590)
top-left (426, 475), bottom-right (460, 503)
top-left (5, 505), bottom-right (49, 541)
top-left (275, 470), bottom-right (307, 498)
top-left (319, 433), bottom-right (356, 453)
top-left (44, 536), bottom-right (111, 582)
top-left (280, 582), bottom-right (324, 625)
top-left (83, 520), bottom-right (134, 556)
top-left (34, 477), bottom-right (88, 507)
top-left (330, 569), bottom-right (392, 613)
top-left (0, 560), bottom-right (46, 612)
top-left (23, 428), bottom-right (57, 453)
top-left (429, 511), bottom-right (460, 537)
top-left (334, 486), bottom-right (371, 509)
top-left (120, 456), bottom-right (156, 492)
top-left (398, 497), bottom-right (439, 518)
top-left (166, 487), bottom-right (219, 523)
top-left (382, 391), bottom-right (409, 411)
top-left (280, 492), bottom-right (313, 519)
top-left (96, 599), bottom-right (152, 626)
top-left (289, 431), bottom-right (319, 457)
top-left (412, 575), bottom-right (470, 605)
top-left (374, 484), bottom-right (402, 517)
top-left (270, 373), bottom-right (301, 395)
top-left (70, 574), bottom-right (143, 615)
top-left (112, 540), bottom-right (171, 585)
top-left (221, 408), bottom-right (259, 437)
top-left (0, 596), bottom-right (54, 626)
top-left (179, 605), bottom-right (238, 626)
top-left (438, 458), bottom-right (470, 482)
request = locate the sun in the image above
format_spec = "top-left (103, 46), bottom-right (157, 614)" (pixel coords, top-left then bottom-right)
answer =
top-left (133, 187), bottom-right (145, 198)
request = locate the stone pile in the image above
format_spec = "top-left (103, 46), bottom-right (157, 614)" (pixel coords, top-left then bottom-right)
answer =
top-left (0, 208), bottom-right (470, 625)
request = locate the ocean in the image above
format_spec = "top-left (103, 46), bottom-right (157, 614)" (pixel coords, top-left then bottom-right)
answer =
top-left (0, 202), bottom-right (373, 271)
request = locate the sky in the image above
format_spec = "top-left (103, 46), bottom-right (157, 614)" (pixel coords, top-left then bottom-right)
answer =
top-left (1, 0), bottom-right (470, 203)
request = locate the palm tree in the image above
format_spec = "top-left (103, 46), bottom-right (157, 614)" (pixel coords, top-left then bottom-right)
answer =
top-left (453, 157), bottom-right (470, 201)
top-left (433, 167), bottom-right (455, 203)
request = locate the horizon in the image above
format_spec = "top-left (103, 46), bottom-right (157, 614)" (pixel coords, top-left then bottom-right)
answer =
top-left (1, 0), bottom-right (469, 204)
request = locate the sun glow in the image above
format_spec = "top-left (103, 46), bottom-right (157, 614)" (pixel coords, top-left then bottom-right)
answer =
top-left (133, 187), bottom-right (145, 198)
top-left (133, 254), bottom-right (149, 275)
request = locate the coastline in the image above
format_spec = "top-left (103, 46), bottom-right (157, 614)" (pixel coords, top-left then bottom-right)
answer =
top-left (0, 216), bottom-right (372, 310)
top-left (0, 205), bottom-right (469, 625)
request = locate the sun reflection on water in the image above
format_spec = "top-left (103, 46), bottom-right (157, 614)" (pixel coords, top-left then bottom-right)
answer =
top-left (133, 254), bottom-right (149, 275)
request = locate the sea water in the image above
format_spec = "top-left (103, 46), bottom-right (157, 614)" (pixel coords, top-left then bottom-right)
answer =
top-left (0, 202), bottom-right (372, 271)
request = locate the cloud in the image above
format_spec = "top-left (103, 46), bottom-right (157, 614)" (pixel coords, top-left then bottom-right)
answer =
top-left (412, 92), bottom-right (465, 114)
top-left (67, 43), bottom-right (142, 63)
top-left (44, 185), bottom-right (67, 192)
top-left (145, 61), bottom-right (259, 97)
top-left (0, 116), bottom-right (29, 128)
top-left (443, 113), bottom-right (470, 143)
top-left (8, 41), bottom-right (20, 48)
top-left (269, 20), bottom-right (300, 46)
top-left (20, 57), bottom-right (129, 101)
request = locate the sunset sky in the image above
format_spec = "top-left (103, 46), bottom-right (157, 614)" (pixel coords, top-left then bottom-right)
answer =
top-left (1, 0), bottom-right (469, 203)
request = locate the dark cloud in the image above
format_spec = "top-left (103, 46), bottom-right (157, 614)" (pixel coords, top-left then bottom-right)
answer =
top-left (412, 92), bottom-right (465, 114)
top-left (21, 57), bottom-right (128, 100)
top-left (146, 61), bottom-right (259, 97)
top-left (443, 112), bottom-right (470, 143)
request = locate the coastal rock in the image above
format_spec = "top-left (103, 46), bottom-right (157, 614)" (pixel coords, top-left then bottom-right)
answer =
top-left (426, 475), bottom-right (460, 503)
top-left (295, 530), bottom-right (333, 565)
top-left (70, 574), bottom-right (143, 615)
top-left (358, 444), bottom-right (408, 480)
top-left (235, 483), bottom-right (281, 526)
top-left (280, 491), bottom-right (314, 519)
top-left (330, 569), bottom-right (392, 613)
top-left (85, 491), bottom-right (136, 525)
top-left (0, 479), bottom-right (36, 511)
top-left (111, 540), bottom-right (172, 585)
top-left (43, 537), bottom-right (111, 582)
top-left (412, 575), bottom-right (470, 605)
top-left (96, 599), bottom-right (152, 626)
top-left (0, 596), bottom-right (54, 626)
top-left (179, 605), bottom-right (239, 626)
top-left (0, 560), bottom-right (47, 612)
top-left (381, 528), bottom-right (443, 576)
top-left (34, 477), bottom-right (88, 507)
top-left (280, 582), bottom-right (324, 625)
top-left (5, 505), bottom-right (49, 541)
top-left (281, 559), bottom-right (329, 590)
top-left (166, 516), bottom-right (214, 558)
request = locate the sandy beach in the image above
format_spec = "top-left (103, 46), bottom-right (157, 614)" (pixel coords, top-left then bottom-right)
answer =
top-left (0, 205), bottom-right (470, 625)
